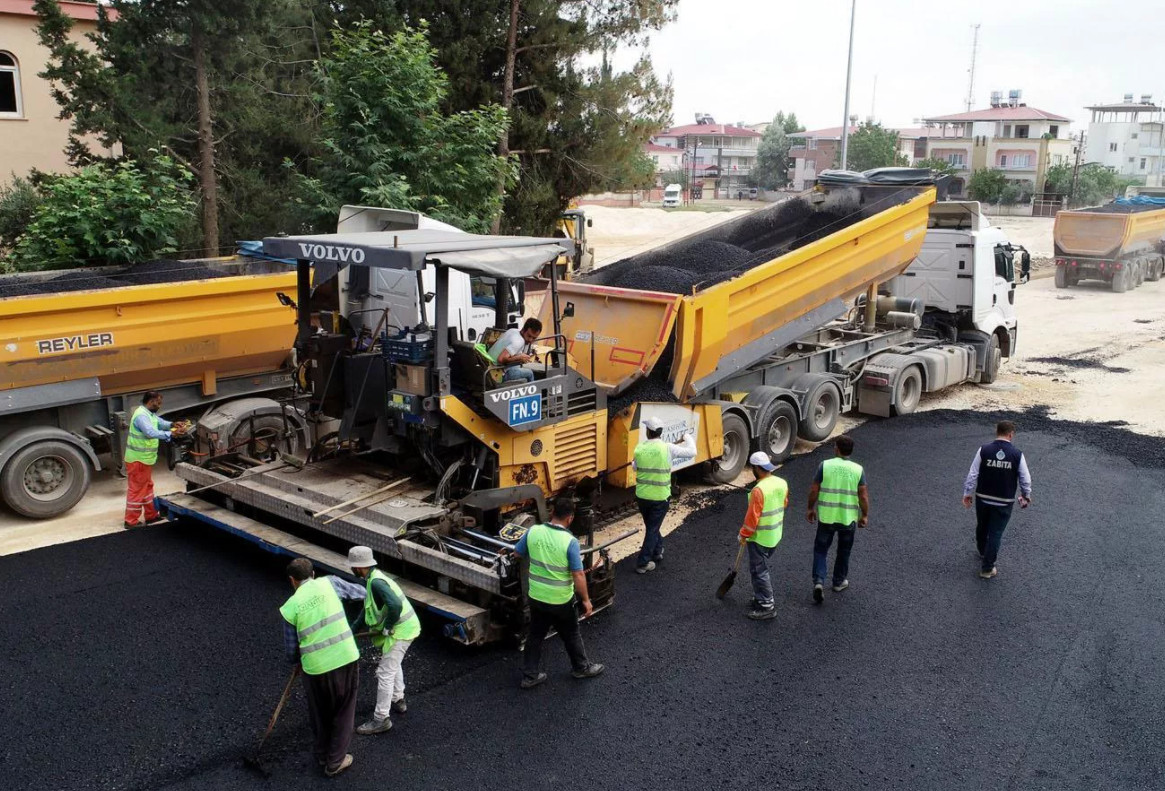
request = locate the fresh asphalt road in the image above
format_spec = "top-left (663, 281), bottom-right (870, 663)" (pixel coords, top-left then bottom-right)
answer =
top-left (2, 410), bottom-right (1163, 791)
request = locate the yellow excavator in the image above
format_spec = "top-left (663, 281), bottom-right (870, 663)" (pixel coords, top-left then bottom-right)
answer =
top-left (552, 208), bottom-right (594, 280)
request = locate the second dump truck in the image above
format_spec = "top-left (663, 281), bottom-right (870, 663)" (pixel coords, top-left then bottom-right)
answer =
top-left (162, 171), bottom-right (1026, 644)
top-left (1053, 194), bottom-right (1165, 292)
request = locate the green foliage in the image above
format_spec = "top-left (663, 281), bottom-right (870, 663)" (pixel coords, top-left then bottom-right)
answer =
top-left (753, 111), bottom-right (805, 190)
top-left (915, 157), bottom-right (957, 176)
top-left (6, 153), bottom-right (197, 271)
top-left (967, 168), bottom-right (1007, 203)
top-left (998, 182), bottom-right (1023, 206)
top-left (296, 23), bottom-right (515, 234)
top-left (659, 169), bottom-right (689, 188)
top-left (0, 176), bottom-right (44, 250)
top-left (836, 121), bottom-right (908, 171)
top-left (1044, 163), bottom-right (1142, 207)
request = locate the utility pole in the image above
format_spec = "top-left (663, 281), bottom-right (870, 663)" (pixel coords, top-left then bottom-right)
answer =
top-left (839, 0), bottom-right (856, 170)
top-left (965, 24), bottom-right (980, 113)
top-left (1070, 131), bottom-right (1086, 207)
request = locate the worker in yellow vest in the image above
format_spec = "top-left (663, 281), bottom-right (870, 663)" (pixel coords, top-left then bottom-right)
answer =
top-left (512, 497), bottom-right (605, 689)
top-left (738, 451), bottom-right (789, 620)
top-left (279, 557), bottom-right (366, 777)
top-left (807, 434), bottom-right (869, 603)
top-left (347, 546), bottom-right (421, 736)
top-left (123, 390), bottom-right (186, 528)
top-left (632, 416), bottom-right (696, 573)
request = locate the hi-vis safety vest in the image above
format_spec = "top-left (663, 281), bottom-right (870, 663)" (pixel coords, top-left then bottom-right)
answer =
top-left (525, 523), bottom-right (576, 605)
top-left (749, 474), bottom-right (788, 548)
top-left (634, 439), bottom-right (672, 501)
top-left (365, 569), bottom-right (420, 650)
top-left (279, 577), bottom-right (360, 675)
top-left (817, 457), bottom-right (864, 526)
top-left (124, 406), bottom-right (161, 465)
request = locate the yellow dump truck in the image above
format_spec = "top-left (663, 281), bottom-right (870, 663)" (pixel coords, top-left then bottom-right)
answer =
top-left (161, 173), bottom-right (1026, 644)
top-left (1053, 198), bottom-right (1165, 292)
top-left (0, 254), bottom-right (303, 518)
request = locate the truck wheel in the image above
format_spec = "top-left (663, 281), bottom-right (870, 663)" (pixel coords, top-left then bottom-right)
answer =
top-left (797, 380), bottom-right (841, 441)
top-left (1134, 263), bottom-right (1145, 288)
top-left (229, 414), bottom-right (303, 461)
top-left (891, 367), bottom-right (923, 416)
top-left (754, 400), bottom-right (798, 464)
top-left (705, 414), bottom-right (749, 484)
top-left (1054, 267), bottom-right (1070, 288)
top-left (1146, 259), bottom-right (1162, 282)
top-left (979, 335), bottom-right (1002, 384)
top-left (1112, 269), bottom-right (1129, 293)
top-left (0, 440), bottom-right (92, 519)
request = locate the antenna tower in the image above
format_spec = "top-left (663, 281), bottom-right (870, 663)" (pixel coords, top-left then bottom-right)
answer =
top-left (965, 24), bottom-right (980, 112)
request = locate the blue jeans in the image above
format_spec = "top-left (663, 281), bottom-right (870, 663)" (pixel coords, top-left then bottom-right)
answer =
top-left (503, 366), bottom-right (535, 383)
top-left (975, 500), bottom-right (1013, 572)
top-left (747, 542), bottom-right (776, 606)
top-left (813, 522), bottom-right (856, 585)
top-left (636, 498), bottom-right (668, 567)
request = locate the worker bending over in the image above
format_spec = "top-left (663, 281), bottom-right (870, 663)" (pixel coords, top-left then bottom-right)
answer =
top-left (280, 558), bottom-right (365, 777)
top-left (632, 417), bottom-right (696, 573)
top-left (347, 546), bottom-right (420, 736)
top-left (123, 390), bottom-right (185, 529)
top-left (806, 434), bottom-right (869, 603)
top-left (512, 498), bottom-right (605, 688)
top-left (963, 420), bottom-right (1032, 579)
top-left (738, 451), bottom-right (789, 620)
top-left (489, 317), bottom-right (543, 383)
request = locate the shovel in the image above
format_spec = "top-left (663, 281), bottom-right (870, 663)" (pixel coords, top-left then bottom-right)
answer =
top-left (715, 543), bottom-right (746, 599)
top-left (243, 665), bottom-right (300, 776)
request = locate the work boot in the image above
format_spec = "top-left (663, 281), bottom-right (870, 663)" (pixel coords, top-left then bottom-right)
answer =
top-left (813, 583), bottom-right (824, 604)
top-left (324, 754), bottom-right (354, 777)
top-left (979, 567), bottom-right (998, 579)
top-left (145, 515), bottom-right (168, 526)
top-left (832, 580), bottom-right (849, 593)
top-left (123, 522), bottom-right (139, 530)
top-left (391, 699), bottom-right (407, 715)
top-left (635, 561), bottom-right (656, 574)
top-left (356, 717), bottom-right (392, 735)
top-left (520, 672), bottom-right (548, 689)
top-left (747, 603), bottom-right (776, 621)
top-left (572, 662), bottom-right (605, 679)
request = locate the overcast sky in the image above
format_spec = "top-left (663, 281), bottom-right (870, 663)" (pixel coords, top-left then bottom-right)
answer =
top-left (622, 0), bottom-right (1163, 132)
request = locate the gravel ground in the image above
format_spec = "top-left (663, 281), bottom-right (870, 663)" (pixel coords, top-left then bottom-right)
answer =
top-left (5, 408), bottom-right (1164, 791)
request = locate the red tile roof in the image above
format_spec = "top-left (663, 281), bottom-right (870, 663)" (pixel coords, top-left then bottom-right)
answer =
top-left (0, 0), bottom-right (108, 21)
top-left (922, 106), bottom-right (1070, 123)
top-left (660, 123), bottom-right (761, 138)
top-left (644, 143), bottom-right (680, 153)
top-left (791, 125), bottom-right (929, 140)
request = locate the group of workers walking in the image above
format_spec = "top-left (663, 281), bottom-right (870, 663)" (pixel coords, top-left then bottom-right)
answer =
top-left (271, 417), bottom-right (1031, 777)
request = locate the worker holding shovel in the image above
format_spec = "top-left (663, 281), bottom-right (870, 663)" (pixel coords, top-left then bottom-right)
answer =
top-left (736, 451), bottom-right (789, 620)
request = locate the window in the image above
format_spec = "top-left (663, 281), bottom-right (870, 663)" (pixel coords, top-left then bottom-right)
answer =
top-left (0, 52), bottom-right (21, 117)
top-left (1110, 142), bottom-right (1118, 152)
top-left (1131, 132), bottom-right (1139, 139)
top-left (1002, 124), bottom-right (1012, 137)
top-left (1000, 155), bottom-right (1008, 167)
top-left (1141, 158), bottom-right (1147, 170)
top-left (1129, 157), bottom-right (1136, 163)
top-left (946, 153), bottom-right (965, 166)
top-left (1015, 125), bottom-right (1029, 138)
top-left (1010, 154), bottom-right (1032, 168)
top-left (1048, 125), bottom-right (1059, 137)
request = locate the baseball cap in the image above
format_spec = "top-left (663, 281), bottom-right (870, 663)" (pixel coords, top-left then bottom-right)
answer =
top-left (644, 417), bottom-right (664, 431)
top-left (748, 451), bottom-right (776, 471)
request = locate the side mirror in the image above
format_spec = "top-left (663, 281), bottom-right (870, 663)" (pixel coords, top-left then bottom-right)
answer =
top-left (562, 301), bottom-right (575, 319)
top-left (1020, 251), bottom-right (1031, 284)
top-left (424, 291), bottom-right (436, 303)
top-left (587, 219), bottom-right (593, 228)
top-left (276, 292), bottom-right (298, 310)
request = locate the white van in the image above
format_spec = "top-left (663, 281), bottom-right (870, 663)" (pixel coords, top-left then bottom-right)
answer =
top-left (662, 183), bottom-right (683, 208)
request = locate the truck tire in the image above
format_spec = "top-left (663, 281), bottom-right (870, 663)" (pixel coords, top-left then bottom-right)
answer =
top-left (1146, 258), bottom-right (1162, 282)
top-left (979, 334), bottom-right (1002, 384)
top-left (1, 440), bottom-right (92, 519)
top-left (754, 399), bottom-right (798, 464)
top-left (228, 413), bottom-right (303, 461)
top-left (1112, 268), bottom-right (1129, 293)
top-left (891, 367), bottom-right (923, 416)
top-left (1054, 267), bottom-right (1070, 288)
top-left (1133, 263), bottom-right (1145, 288)
top-left (797, 379), bottom-right (841, 441)
top-left (705, 413), bottom-right (749, 484)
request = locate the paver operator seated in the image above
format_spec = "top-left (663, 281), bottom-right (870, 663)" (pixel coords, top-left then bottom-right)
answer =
top-left (488, 317), bottom-right (543, 383)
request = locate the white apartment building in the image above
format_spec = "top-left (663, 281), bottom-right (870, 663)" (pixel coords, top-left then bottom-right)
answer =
top-left (1084, 94), bottom-right (1164, 187)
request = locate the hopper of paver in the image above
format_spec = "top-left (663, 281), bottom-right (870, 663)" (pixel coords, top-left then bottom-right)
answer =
top-left (544, 183), bottom-right (936, 404)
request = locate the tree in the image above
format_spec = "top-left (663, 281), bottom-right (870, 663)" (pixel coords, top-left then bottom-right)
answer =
top-left (753, 111), bottom-right (804, 190)
top-left (295, 23), bottom-right (515, 234)
top-left (915, 157), bottom-right (957, 176)
top-left (967, 168), bottom-right (1007, 203)
top-left (1045, 163), bottom-right (1141, 207)
top-left (836, 121), bottom-right (908, 171)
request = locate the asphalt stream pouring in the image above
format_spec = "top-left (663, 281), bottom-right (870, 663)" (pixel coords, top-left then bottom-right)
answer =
top-left (2, 408), bottom-right (1163, 791)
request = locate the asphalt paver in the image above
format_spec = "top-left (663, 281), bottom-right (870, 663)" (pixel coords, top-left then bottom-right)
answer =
top-left (3, 409), bottom-right (1164, 791)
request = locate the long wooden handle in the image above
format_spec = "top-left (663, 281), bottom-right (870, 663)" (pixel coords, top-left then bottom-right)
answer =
top-left (261, 665), bottom-right (300, 742)
top-left (733, 543), bottom-right (745, 572)
top-left (312, 477), bottom-right (410, 517)
top-left (321, 478), bottom-right (413, 525)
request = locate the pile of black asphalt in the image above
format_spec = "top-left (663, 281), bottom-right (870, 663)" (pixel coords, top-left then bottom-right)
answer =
top-left (3, 407), bottom-right (1163, 791)
top-left (0, 259), bottom-right (226, 298)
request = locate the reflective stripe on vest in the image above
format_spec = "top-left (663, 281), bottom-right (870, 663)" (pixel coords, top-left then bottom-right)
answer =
top-left (365, 569), bottom-right (421, 649)
top-left (634, 439), bottom-right (672, 501)
top-left (817, 457), bottom-right (863, 526)
top-left (749, 474), bottom-right (787, 548)
top-left (525, 523), bottom-right (576, 605)
top-left (279, 577), bottom-right (359, 675)
top-left (124, 406), bottom-right (160, 465)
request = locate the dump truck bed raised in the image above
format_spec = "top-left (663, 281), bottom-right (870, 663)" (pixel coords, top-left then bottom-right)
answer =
top-left (546, 185), bottom-right (936, 403)
top-left (0, 258), bottom-right (297, 394)
top-left (1053, 203), bottom-right (1165, 261)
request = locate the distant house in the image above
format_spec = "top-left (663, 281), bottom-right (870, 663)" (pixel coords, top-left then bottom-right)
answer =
top-left (1084, 94), bottom-right (1164, 187)
top-left (0, 0), bottom-right (118, 181)
top-left (786, 125), bottom-right (930, 190)
top-left (651, 115), bottom-right (761, 198)
top-left (643, 142), bottom-right (682, 183)
top-left (921, 92), bottom-right (1073, 196)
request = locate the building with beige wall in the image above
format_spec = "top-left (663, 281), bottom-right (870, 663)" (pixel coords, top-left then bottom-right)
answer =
top-left (0, 0), bottom-right (117, 181)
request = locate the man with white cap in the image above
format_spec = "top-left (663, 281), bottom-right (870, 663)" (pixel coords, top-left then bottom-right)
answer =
top-left (347, 546), bottom-right (421, 735)
top-left (632, 415), bottom-right (697, 573)
top-left (737, 450), bottom-right (789, 620)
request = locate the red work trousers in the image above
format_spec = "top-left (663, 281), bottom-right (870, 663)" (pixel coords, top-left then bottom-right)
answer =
top-left (124, 461), bottom-right (160, 525)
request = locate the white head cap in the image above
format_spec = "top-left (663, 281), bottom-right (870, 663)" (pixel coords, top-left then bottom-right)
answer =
top-left (644, 417), bottom-right (664, 432)
top-left (347, 545), bottom-right (377, 569)
top-left (748, 451), bottom-right (776, 471)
